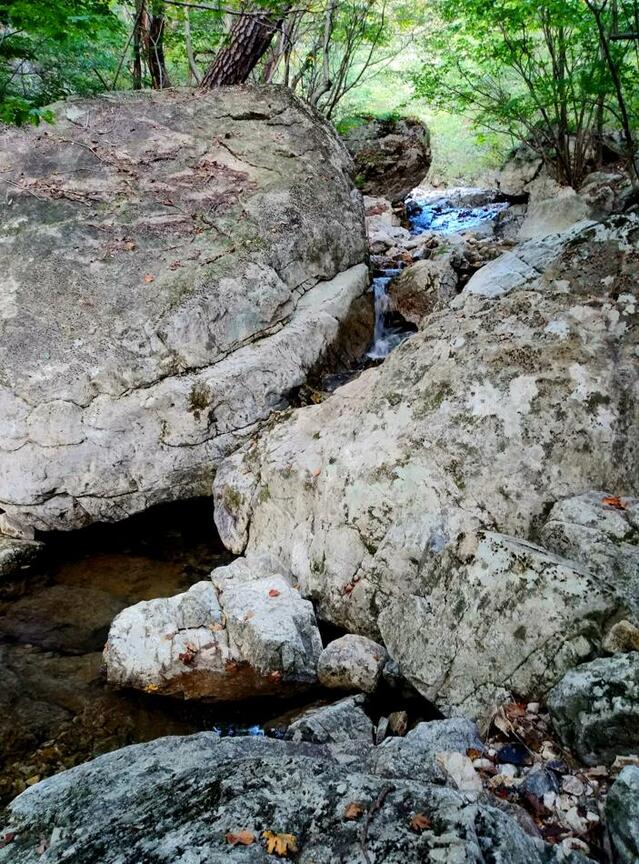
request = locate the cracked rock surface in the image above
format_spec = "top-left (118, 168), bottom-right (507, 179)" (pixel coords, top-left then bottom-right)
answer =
top-left (0, 85), bottom-right (368, 537)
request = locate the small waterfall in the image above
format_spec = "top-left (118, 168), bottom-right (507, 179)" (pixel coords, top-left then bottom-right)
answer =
top-left (367, 268), bottom-right (410, 360)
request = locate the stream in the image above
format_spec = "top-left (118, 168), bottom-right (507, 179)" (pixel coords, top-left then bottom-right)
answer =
top-left (0, 192), bottom-right (509, 805)
top-left (366, 190), bottom-right (509, 359)
top-left (0, 500), bottom-right (319, 804)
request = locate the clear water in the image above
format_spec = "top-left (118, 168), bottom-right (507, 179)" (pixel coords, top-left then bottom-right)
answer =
top-left (409, 201), bottom-right (509, 235)
top-left (367, 196), bottom-right (509, 359)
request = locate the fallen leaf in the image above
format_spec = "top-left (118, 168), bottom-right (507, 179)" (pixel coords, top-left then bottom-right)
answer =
top-left (490, 705), bottom-right (514, 737)
top-left (602, 495), bottom-right (627, 510)
top-left (268, 588), bottom-right (281, 598)
top-left (226, 830), bottom-right (255, 846)
top-left (466, 748), bottom-right (483, 761)
top-left (0, 833), bottom-right (16, 848)
top-left (144, 683), bottom-right (159, 693)
top-left (143, 273), bottom-right (155, 283)
top-left (262, 830), bottom-right (298, 857)
top-left (410, 813), bottom-right (432, 832)
top-left (344, 801), bottom-right (364, 820)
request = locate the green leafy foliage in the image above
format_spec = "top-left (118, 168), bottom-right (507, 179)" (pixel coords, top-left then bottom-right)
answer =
top-left (0, 0), bottom-right (124, 123)
top-left (414, 0), bottom-right (639, 185)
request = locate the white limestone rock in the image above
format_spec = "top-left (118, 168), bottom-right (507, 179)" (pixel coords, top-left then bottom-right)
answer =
top-left (104, 556), bottom-right (322, 700)
top-left (318, 634), bottom-right (388, 693)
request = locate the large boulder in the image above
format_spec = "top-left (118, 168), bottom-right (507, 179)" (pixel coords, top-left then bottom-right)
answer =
top-left (104, 556), bottom-right (322, 700)
top-left (547, 653), bottom-right (639, 766)
top-left (379, 532), bottom-right (624, 720)
top-left (341, 115), bottom-right (431, 203)
top-left (0, 86), bottom-right (368, 538)
top-left (212, 215), bottom-right (639, 715)
top-left (0, 733), bottom-right (588, 864)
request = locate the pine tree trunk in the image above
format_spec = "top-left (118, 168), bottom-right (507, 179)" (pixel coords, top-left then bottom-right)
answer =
top-left (200, 10), bottom-right (285, 87)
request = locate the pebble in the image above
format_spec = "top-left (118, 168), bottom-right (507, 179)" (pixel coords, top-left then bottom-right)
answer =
top-left (526, 702), bottom-right (540, 714)
top-left (562, 837), bottom-right (590, 856)
top-left (388, 710), bottom-right (408, 736)
top-left (496, 742), bottom-right (530, 766)
top-left (543, 791), bottom-right (558, 809)
top-left (520, 765), bottom-right (560, 799)
top-left (563, 806), bottom-right (588, 834)
top-left (497, 763), bottom-right (518, 778)
top-left (472, 758), bottom-right (496, 774)
top-left (561, 775), bottom-right (585, 796)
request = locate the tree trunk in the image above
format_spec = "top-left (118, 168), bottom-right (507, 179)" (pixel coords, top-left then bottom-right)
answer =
top-left (133, 0), bottom-right (146, 90)
top-left (147, 6), bottom-right (171, 89)
top-left (200, 9), bottom-right (285, 87)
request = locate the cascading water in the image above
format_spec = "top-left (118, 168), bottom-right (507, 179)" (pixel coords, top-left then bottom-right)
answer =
top-left (367, 269), bottom-right (405, 360)
top-left (367, 189), bottom-right (510, 360)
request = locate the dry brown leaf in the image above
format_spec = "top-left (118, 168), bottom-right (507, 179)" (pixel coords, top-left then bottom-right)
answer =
top-left (490, 705), bottom-right (514, 737)
top-left (143, 273), bottom-right (156, 283)
top-left (262, 830), bottom-right (298, 857)
top-left (466, 748), bottom-right (483, 761)
top-left (344, 801), bottom-right (364, 820)
top-left (410, 813), bottom-right (432, 832)
top-left (602, 495), bottom-right (627, 510)
top-left (268, 588), bottom-right (281, 598)
top-left (226, 830), bottom-right (255, 846)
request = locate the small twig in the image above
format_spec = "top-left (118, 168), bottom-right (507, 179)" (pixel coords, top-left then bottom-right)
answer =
top-left (360, 784), bottom-right (393, 864)
top-left (0, 176), bottom-right (47, 201)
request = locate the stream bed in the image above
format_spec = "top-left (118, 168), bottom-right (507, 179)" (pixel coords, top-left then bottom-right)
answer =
top-left (0, 500), bottom-right (319, 804)
top-left (0, 190), bottom-right (510, 806)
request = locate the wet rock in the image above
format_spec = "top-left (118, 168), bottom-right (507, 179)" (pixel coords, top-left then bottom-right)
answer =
top-left (341, 115), bottom-right (431, 203)
top-left (541, 492), bottom-right (639, 620)
top-left (387, 257), bottom-right (458, 325)
top-left (548, 653), bottom-right (639, 765)
top-left (0, 733), bottom-right (588, 864)
top-left (104, 556), bottom-right (322, 700)
top-left (0, 585), bottom-right (125, 653)
top-left (0, 86), bottom-right (368, 537)
top-left (606, 765), bottom-right (639, 864)
top-left (285, 695), bottom-right (373, 745)
top-left (0, 537), bottom-right (42, 581)
top-left (317, 634), bottom-right (387, 694)
top-left (380, 533), bottom-right (624, 721)
top-left (213, 214), bottom-right (639, 684)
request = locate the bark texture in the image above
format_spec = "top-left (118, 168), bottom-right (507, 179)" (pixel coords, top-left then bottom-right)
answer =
top-left (201, 10), bottom-right (285, 87)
